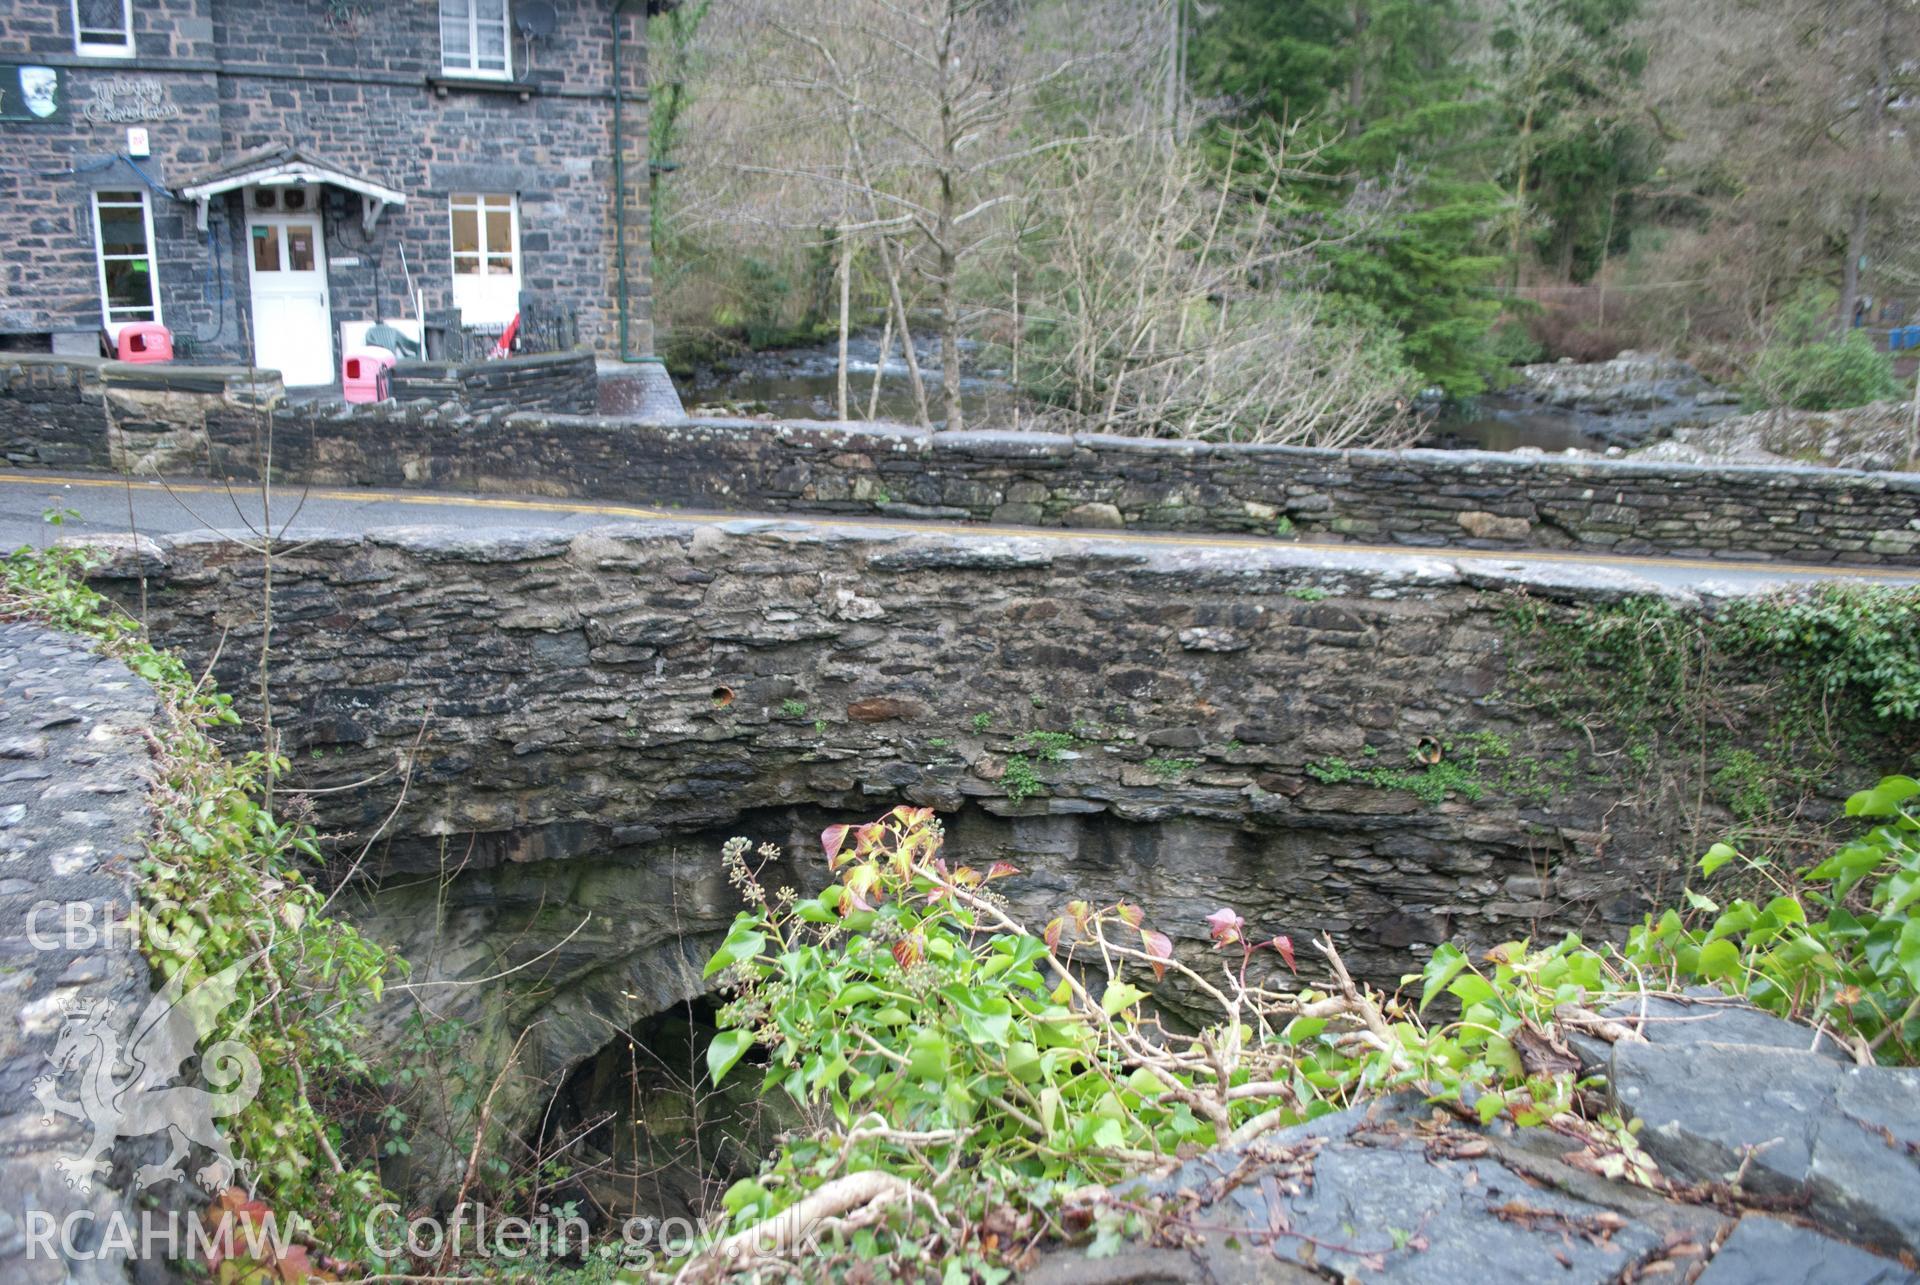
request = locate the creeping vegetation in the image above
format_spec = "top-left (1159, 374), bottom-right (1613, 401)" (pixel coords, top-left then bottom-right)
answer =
top-left (2, 547), bottom-right (400, 1264)
top-left (1506, 585), bottom-right (1920, 850)
top-left (1307, 732), bottom-right (1513, 805)
top-left (688, 782), bottom-right (1920, 1278)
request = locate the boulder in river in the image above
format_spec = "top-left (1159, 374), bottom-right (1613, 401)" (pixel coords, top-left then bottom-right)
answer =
top-left (1513, 350), bottom-right (1737, 416)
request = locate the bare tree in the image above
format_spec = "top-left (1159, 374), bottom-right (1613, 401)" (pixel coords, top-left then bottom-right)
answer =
top-left (1635, 0), bottom-right (1920, 334)
top-left (738, 0), bottom-right (1165, 429)
top-left (1019, 129), bottom-right (1418, 445)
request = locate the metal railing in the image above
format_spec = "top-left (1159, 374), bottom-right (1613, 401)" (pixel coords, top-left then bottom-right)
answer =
top-left (424, 301), bottom-right (580, 364)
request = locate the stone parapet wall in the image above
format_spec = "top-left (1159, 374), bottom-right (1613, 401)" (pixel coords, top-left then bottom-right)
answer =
top-left (7, 362), bottom-right (1919, 563)
top-left (1, 353), bottom-right (282, 475)
top-left (247, 410), bottom-right (1920, 565)
top-left (78, 522), bottom-right (1903, 1147)
top-left (0, 624), bottom-right (162, 1284)
top-left (386, 350), bottom-right (598, 416)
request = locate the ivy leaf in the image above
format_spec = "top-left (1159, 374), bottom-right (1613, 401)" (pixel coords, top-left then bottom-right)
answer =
top-left (1117, 903), bottom-right (1145, 929)
top-left (1044, 917), bottom-right (1066, 951)
top-left (1695, 938), bottom-right (1741, 981)
top-left (1101, 981), bottom-right (1148, 1017)
top-left (1846, 777), bottom-right (1920, 818)
top-left (706, 1029), bottom-right (753, 1086)
top-left (1141, 929), bottom-right (1174, 981)
top-left (702, 926), bottom-right (765, 979)
top-left (1699, 843), bottom-right (1740, 877)
top-left (987, 861), bottom-right (1021, 880)
top-left (1419, 943), bottom-right (1468, 1013)
top-left (821, 824), bottom-right (851, 867)
top-left (908, 1030), bottom-right (949, 1081)
top-left (1899, 917), bottom-right (1920, 992)
top-left (1272, 934), bottom-right (1296, 973)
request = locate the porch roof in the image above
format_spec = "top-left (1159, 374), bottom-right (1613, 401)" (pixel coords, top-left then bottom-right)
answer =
top-left (175, 145), bottom-right (406, 233)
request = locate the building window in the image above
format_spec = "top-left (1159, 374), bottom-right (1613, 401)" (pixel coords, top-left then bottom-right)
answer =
top-left (450, 193), bottom-right (521, 326)
top-left (440, 0), bottom-right (511, 79)
top-left (91, 189), bottom-right (160, 332)
top-left (71, 0), bottom-right (133, 57)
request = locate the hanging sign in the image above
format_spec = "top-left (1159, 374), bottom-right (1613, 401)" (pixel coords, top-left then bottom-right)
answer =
top-left (0, 63), bottom-right (69, 123)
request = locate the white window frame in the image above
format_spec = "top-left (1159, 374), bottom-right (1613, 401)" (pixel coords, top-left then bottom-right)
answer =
top-left (71, 0), bottom-right (134, 58)
top-left (91, 188), bottom-right (162, 335)
top-left (439, 0), bottom-right (513, 80)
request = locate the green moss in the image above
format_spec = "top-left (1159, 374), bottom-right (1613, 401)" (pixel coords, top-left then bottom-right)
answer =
top-left (1002, 755), bottom-right (1043, 803)
top-left (1022, 730), bottom-right (1079, 762)
top-left (1307, 732), bottom-right (1514, 806)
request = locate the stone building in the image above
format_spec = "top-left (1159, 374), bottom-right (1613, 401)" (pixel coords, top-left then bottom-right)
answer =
top-left (0, 0), bottom-right (660, 383)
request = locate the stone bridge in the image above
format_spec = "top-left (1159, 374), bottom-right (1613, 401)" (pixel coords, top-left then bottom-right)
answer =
top-left (72, 520), bottom-right (1906, 1171)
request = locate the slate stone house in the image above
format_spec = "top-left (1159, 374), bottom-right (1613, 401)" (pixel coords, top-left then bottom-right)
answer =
top-left (0, 0), bottom-right (660, 384)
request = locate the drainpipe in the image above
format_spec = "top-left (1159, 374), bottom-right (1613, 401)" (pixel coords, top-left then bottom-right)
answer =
top-left (622, 1), bottom-right (675, 370)
top-left (612, 0), bottom-right (632, 360)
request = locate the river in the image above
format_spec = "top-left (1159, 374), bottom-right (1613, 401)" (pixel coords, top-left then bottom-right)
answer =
top-left (638, 335), bottom-right (1728, 454)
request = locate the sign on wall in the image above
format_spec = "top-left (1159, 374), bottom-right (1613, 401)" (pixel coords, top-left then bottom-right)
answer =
top-left (83, 77), bottom-right (181, 123)
top-left (0, 63), bottom-right (69, 123)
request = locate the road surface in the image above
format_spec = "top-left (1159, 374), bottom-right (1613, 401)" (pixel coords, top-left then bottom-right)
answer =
top-left (4, 471), bottom-right (1917, 594)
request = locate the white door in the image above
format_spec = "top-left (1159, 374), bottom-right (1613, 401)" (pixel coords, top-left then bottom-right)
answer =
top-left (247, 214), bottom-right (333, 386)
top-left (449, 193), bottom-right (521, 327)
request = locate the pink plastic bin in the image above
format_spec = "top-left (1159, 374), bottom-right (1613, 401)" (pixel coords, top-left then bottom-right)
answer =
top-left (116, 323), bottom-right (174, 364)
top-left (343, 347), bottom-right (397, 404)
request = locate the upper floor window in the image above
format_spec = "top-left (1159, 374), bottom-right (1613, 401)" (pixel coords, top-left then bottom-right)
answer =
top-left (440, 0), bottom-right (511, 79)
top-left (92, 189), bottom-right (160, 332)
top-left (72, 0), bottom-right (133, 57)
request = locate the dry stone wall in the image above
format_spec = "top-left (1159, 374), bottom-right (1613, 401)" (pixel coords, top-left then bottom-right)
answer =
top-left (0, 625), bottom-right (164, 1284)
top-left (5, 353), bottom-right (1916, 563)
top-left (240, 409), bottom-right (1920, 564)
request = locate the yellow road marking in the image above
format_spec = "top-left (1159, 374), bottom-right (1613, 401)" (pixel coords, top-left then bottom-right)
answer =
top-left (6, 471), bottom-right (1918, 582)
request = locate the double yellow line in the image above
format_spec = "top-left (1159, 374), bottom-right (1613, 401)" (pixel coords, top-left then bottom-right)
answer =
top-left (7, 471), bottom-right (1918, 583)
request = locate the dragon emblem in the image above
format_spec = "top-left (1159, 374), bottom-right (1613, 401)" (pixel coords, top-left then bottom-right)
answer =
top-left (32, 950), bottom-right (263, 1194)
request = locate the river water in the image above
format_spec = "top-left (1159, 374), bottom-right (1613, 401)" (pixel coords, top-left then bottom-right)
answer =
top-left (654, 336), bottom-right (1718, 454)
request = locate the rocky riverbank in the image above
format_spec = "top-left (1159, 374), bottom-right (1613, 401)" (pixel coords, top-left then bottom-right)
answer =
top-left (1635, 399), bottom-right (1918, 472)
top-left (1030, 993), bottom-right (1920, 1284)
top-left (1488, 350), bottom-right (1740, 448)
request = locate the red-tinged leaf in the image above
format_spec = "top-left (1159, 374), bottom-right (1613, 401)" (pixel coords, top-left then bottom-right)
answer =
top-left (1273, 934), bottom-right (1296, 973)
top-left (987, 861), bottom-right (1020, 880)
top-left (274, 1245), bottom-right (313, 1282)
top-left (952, 865), bottom-right (984, 888)
top-left (892, 936), bottom-right (923, 970)
top-left (1068, 900), bottom-right (1092, 932)
top-left (844, 884), bottom-right (873, 913)
top-left (822, 824), bottom-right (851, 867)
top-left (1205, 907), bottom-right (1244, 948)
top-left (1142, 929), bottom-right (1174, 981)
top-left (1044, 917), bottom-right (1065, 951)
top-left (1117, 903), bottom-right (1145, 928)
